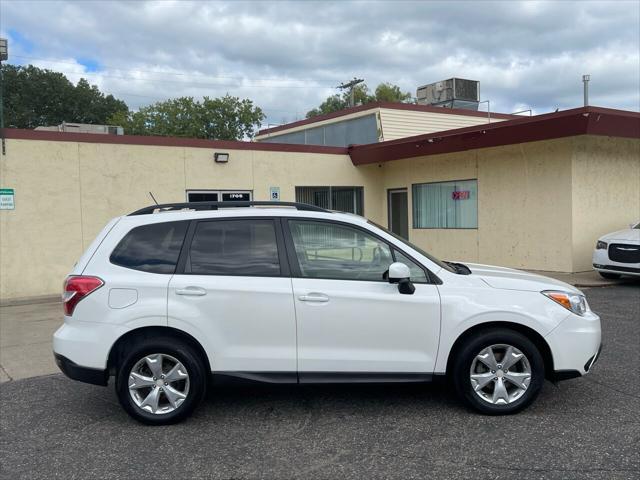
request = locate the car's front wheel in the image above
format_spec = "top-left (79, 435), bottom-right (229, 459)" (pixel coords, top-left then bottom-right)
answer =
top-left (452, 328), bottom-right (545, 415)
top-left (115, 337), bottom-right (206, 425)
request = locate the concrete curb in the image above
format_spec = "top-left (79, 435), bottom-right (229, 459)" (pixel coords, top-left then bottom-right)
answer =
top-left (0, 295), bottom-right (60, 307)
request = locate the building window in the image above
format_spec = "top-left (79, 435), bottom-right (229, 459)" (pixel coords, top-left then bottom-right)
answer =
top-left (296, 186), bottom-right (364, 215)
top-left (260, 114), bottom-right (378, 147)
top-left (412, 179), bottom-right (478, 229)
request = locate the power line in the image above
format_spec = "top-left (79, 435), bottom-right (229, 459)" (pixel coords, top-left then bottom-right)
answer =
top-left (10, 55), bottom-right (335, 88)
top-left (9, 66), bottom-right (326, 89)
top-left (99, 90), bottom-right (302, 116)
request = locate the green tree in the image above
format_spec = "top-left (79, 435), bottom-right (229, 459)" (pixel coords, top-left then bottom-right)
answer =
top-left (306, 82), bottom-right (412, 118)
top-left (110, 94), bottom-right (265, 140)
top-left (1, 64), bottom-right (128, 128)
top-left (374, 82), bottom-right (412, 103)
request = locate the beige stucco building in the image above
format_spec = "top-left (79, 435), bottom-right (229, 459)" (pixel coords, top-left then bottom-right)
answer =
top-left (1, 105), bottom-right (638, 301)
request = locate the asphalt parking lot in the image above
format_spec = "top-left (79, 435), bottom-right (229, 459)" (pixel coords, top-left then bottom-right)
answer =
top-left (0, 284), bottom-right (638, 480)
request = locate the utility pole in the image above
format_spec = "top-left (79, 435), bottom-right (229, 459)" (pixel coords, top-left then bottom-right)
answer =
top-left (0, 38), bottom-right (7, 155)
top-left (337, 77), bottom-right (364, 108)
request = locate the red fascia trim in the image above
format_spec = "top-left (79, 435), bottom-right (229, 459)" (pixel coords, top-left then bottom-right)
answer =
top-left (257, 102), bottom-right (519, 136)
top-left (0, 129), bottom-right (348, 155)
top-left (348, 107), bottom-right (640, 165)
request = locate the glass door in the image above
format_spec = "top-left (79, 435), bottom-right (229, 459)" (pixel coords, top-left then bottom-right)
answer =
top-left (388, 189), bottom-right (409, 239)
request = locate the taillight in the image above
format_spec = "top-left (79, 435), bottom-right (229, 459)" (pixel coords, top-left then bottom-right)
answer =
top-left (62, 276), bottom-right (104, 316)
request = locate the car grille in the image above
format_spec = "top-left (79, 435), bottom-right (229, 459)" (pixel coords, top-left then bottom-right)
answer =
top-left (608, 243), bottom-right (640, 263)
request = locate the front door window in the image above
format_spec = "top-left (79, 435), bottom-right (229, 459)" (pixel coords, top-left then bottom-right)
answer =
top-left (288, 220), bottom-right (392, 282)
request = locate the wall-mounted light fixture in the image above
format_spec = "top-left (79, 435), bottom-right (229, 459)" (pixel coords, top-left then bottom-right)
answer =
top-left (214, 152), bottom-right (229, 163)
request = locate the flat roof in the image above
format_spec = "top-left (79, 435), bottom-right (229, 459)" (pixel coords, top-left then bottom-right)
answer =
top-left (348, 106), bottom-right (640, 165)
top-left (0, 129), bottom-right (348, 155)
top-left (257, 101), bottom-right (520, 136)
top-left (3, 106), bottom-right (638, 166)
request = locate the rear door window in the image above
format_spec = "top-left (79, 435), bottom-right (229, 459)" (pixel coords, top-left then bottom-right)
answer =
top-left (186, 219), bottom-right (281, 276)
top-left (110, 221), bottom-right (188, 274)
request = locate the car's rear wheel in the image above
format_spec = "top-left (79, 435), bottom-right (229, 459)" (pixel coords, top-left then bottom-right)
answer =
top-left (452, 328), bottom-right (544, 415)
top-left (115, 337), bottom-right (206, 425)
top-left (598, 271), bottom-right (621, 280)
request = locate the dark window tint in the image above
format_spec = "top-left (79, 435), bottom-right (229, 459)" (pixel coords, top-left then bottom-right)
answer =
top-left (187, 220), bottom-right (280, 276)
top-left (110, 221), bottom-right (188, 274)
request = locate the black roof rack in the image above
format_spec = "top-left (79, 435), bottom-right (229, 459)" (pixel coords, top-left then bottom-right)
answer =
top-left (128, 201), bottom-right (331, 216)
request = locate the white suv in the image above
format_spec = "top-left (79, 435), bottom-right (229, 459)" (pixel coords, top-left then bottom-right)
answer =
top-left (54, 201), bottom-right (602, 424)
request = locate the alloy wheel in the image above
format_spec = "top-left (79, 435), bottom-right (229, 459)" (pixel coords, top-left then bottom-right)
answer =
top-left (469, 344), bottom-right (532, 405)
top-left (128, 353), bottom-right (190, 415)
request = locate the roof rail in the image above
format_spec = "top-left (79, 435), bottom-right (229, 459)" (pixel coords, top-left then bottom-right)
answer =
top-left (128, 201), bottom-right (331, 216)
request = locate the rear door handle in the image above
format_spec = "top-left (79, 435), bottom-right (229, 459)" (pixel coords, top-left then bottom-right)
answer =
top-left (175, 286), bottom-right (207, 296)
top-left (298, 293), bottom-right (329, 303)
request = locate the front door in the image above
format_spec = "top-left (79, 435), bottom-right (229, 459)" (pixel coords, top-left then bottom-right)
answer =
top-left (168, 218), bottom-right (297, 374)
top-left (284, 219), bottom-right (441, 378)
top-left (388, 189), bottom-right (409, 239)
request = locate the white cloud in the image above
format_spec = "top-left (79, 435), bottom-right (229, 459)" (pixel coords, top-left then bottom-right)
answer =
top-left (1, 0), bottom-right (638, 123)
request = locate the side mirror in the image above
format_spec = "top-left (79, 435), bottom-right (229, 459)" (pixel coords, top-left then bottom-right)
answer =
top-left (388, 262), bottom-right (415, 295)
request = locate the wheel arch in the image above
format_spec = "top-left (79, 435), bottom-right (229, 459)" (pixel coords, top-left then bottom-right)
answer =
top-left (107, 326), bottom-right (212, 376)
top-left (445, 321), bottom-right (555, 380)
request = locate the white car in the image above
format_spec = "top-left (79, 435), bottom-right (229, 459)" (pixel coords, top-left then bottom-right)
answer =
top-left (53, 201), bottom-right (601, 424)
top-left (593, 222), bottom-right (640, 279)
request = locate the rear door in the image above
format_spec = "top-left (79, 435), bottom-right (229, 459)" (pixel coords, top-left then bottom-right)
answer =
top-left (168, 217), bottom-right (297, 375)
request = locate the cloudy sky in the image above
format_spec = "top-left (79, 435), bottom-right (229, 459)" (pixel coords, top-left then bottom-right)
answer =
top-left (2, 0), bottom-right (639, 126)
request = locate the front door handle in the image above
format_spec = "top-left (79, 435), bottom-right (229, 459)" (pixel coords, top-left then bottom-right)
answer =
top-left (298, 293), bottom-right (329, 303)
top-left (175, 286), bottom-right (207, 296)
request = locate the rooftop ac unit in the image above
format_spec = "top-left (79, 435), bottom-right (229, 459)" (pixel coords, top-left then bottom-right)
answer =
top-left (416, 78), bottom-right (480, 110)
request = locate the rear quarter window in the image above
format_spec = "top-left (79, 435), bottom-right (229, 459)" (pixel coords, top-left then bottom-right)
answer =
top-left (110, 221), bottom-right (188, 274)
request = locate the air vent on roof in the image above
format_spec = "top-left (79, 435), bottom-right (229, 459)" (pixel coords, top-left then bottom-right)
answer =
top-left (416, 78), bottom-right (480, 111)
top-left (34, 123), bottom-right (124, 135)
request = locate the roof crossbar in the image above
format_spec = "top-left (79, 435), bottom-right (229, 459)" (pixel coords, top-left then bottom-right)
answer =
top-left (128, 201), bottom-right (330, 216)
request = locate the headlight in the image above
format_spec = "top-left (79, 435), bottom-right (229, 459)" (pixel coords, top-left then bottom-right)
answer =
top-left (542, 290), bottom-right (589, 316)
top-left (596, 240), bottom-right (608, 250)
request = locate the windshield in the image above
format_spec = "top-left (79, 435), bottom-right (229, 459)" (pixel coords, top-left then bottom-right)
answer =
top-left (368, 221), bottom-right (455, 273)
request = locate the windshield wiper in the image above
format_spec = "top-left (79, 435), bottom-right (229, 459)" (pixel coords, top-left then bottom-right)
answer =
top-left (445, 261), bottom-right (472, 275)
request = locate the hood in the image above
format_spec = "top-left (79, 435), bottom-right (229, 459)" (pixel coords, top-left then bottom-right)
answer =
top-left (462, 263), bottom-right (581, 294)
top-left (600, 228), bottom-right (640, 243)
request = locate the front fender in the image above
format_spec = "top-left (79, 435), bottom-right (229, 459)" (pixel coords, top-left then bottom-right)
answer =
top-left (434, 286), bottom-right (570, 373)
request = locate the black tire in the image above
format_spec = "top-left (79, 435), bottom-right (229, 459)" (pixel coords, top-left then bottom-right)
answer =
top-left (598, 271), bottom-right (621, 280)
top-left (451, 328), bottom-right (545, 415)
top-left (115, 336), bottom-right (207, 425)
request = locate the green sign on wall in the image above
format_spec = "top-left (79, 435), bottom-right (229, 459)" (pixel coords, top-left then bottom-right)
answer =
top-left (0, 188), bottom-right (15, 210)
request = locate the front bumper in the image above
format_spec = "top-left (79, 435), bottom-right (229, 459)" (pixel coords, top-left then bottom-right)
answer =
top-left (552, 343), bottom-right (602, 381)
top-left (593, 248), bottom-right (640, 276)
top-left (54, 353), bottom-right (108, 386)
top-left (593, 263), bottom-right (640, 276)
top-left (545, 310), bottom-right (601, 378)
